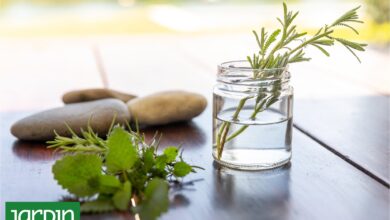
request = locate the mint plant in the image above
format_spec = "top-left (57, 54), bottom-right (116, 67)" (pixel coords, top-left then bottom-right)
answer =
top-left (48, 125), bottom-right (203, 219)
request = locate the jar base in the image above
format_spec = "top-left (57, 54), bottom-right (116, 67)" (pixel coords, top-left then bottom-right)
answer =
top-left (212, 149), bottom-right (291, 170)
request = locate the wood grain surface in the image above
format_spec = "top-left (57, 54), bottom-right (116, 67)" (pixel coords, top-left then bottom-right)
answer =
top-left (294, 95), bottom-right (390, 186)
top-left (1, 36), bottom-right (389, 220)
top-left (1, 109), bottom-right (389, 220)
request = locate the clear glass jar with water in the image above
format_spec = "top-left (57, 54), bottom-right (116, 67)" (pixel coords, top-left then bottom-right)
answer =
top-left (213, 61), bottom-right (293, 170)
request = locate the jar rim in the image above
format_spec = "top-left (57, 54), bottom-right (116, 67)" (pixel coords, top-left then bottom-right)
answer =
top-left (218, 60), bottom-right (288, 72)
top-left (217, 60), bottom-right (290, 87)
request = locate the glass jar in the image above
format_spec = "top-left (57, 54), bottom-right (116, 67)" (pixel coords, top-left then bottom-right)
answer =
top-left (213, 61), bottom-right (293, 170)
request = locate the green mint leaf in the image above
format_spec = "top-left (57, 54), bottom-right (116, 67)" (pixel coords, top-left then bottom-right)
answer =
top-left (81, 200), bottom-right (116, 213)
top-left (163, 146), bottom-right (178, 163)
top-left (136, 178), bottom-right (169, 220)
top-left (128, 168), bottom-right (148, 192)
top-left (143, 147), bottom-right (155, 171)
top-left (52, 154), bottom-right (102, 197)
top-left (106, 127), bottom-right (138, 173)
top-left (155, 155), bottom-right (167, 171)
top-left (98, 175), bottom-right (121, 194)
top-left (113, 181), bottom-right (132, 211)
top-left (173, 161), bottom-right (192, 177)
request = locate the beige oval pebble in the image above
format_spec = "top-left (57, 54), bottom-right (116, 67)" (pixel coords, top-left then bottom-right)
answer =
top-left (11, 99), bottom-right (130, 141)
top-left (62, 88), bottom-right (136, 104)
top-left (127, 91), bottom-right (207, 126)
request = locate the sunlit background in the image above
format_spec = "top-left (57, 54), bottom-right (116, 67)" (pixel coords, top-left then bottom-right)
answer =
top-left (0, 0), bottom-right (389, 41)
top-left (0, 0), bottom-right (389, 111)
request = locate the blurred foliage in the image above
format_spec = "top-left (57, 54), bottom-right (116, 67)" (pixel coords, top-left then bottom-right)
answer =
top-left (365, 0), bottom-right (390, 23)
top-left (0, 0), bottom-right (286, 7)
top-left (1, 0), bottom-right (111, 4)
top-left (0, 0), bottom-right (388, 44)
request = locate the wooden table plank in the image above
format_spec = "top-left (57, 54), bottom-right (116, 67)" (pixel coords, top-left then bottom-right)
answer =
top-left (294, 95), bottom-right (390, 186)
top-left (1, 108), bottom-right (388, 220)
top-left (1, 35), bottom-right (388, 219)
top-left (0, 38), bottom-right (104, 111)
top-left (145, 108), bottom-right (390, 220)
top-left (305, 46), bottom-right (390, 96)
top-left (96, 35), bottom-right (214, 98)
top-left (289, 54), bottom-right (390, 186)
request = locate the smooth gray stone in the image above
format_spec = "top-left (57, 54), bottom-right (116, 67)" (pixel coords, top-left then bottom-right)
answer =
top-left (11, 99), bottom-right (130, 141)
top-left (127, 90), bottom-right (207, 126)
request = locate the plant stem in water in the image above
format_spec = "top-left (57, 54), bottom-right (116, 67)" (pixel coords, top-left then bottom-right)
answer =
top-left (224, 96), bottom-right (269, 143)
top-left (218, 123), bottom-right (230, 159)
top-left (216, 97), bottom-right (250, 159)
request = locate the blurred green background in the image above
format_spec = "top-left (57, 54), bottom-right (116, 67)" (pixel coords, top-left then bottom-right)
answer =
top-left (0, 0), bottom-right (389, 45)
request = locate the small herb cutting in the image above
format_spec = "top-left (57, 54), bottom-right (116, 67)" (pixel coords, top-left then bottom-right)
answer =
top-left (215, 3), bottom-right (367, 159)
top-left (47, 122), bottom-right (203, 220)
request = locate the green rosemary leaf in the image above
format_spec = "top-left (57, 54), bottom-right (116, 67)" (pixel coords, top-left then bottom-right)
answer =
top-left (342, 43), bottom-right (362, 63)
top-left (312, 39), bottom-right (334, 46)
top-left (344, 19), bottom-right (364, 24)
top-left (290, 57), bottom-right (311, 63)
top-left (64, 122), bottom-right (79, 138)
top-left (335, 38), bottom-right (366, 51)
top-left (287, 11), bottom-right (299, 27)
top-left (282, 2), bottom-right (288, 24)
top-left (337, 23), bottom-right (359, 35)
top-left (260, 27), bottom-right (266, 52)
top-left (253, 30), bottom-right (262, 50)
top-left (285, 25), bottom-right (297, 38)
top-left (277, 17), bottom-right (284, 26)
top-left (312, 44), bottom-right (330, 56)
top-left (56, 145), bottom-right (105, 153)
top-left (263, 29), bottom-right (281, 54)
top-left (288, 49), bottom-right (310, 63)
top-left (314, 27), bottom-right (323, 36)
top-left (284, 32), bottom-right (307, 45)
top-left (288, 55), bottom-right (311, 63)
top-left (330, 6), bottom-right (361, 27)
top-left (247, 55), bottom-right (253, 68)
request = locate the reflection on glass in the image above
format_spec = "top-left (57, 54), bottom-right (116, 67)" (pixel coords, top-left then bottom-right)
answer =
top-left (213, 162), bottom-right (291, 219)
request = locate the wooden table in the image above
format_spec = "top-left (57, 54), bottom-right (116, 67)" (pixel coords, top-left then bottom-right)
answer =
top-left (0, 36), bottom-right (389, 220)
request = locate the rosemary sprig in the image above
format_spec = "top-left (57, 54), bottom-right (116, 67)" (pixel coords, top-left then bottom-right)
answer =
top-left (249, 4), bottom-right (366, 70)
top-left (216, 3), bottom-right (366, 159)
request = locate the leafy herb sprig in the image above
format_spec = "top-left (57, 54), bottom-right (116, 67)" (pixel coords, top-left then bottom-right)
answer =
top-left (215, 3), bottom-right (367, 158)
top-left (48, 124), bottom-right (203, 219)
top-left (249, 3), bottom-right (366, 69)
